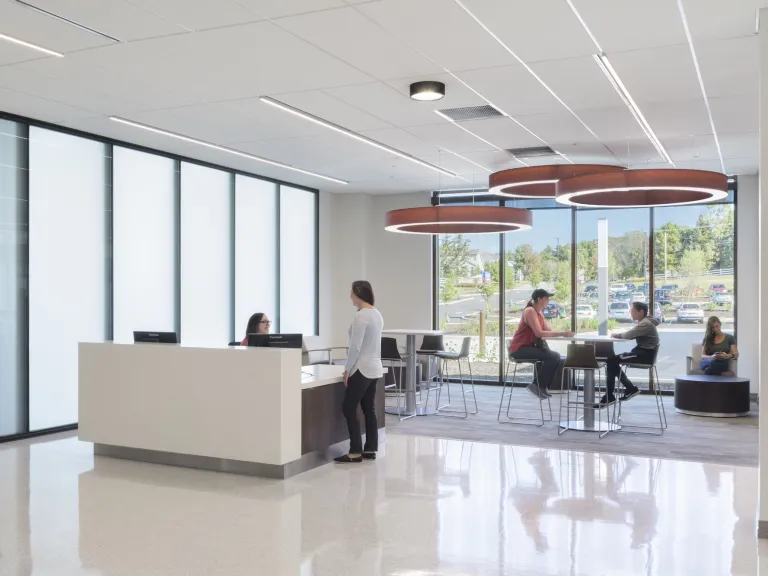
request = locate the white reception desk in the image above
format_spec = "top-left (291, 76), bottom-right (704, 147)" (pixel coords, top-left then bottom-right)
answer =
top-left (78, 343), bottom-right (385, 479)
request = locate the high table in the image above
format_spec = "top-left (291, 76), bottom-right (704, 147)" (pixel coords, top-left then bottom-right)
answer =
top-left (544, 334), bottom-right (624, 432)
top-left (382, 329), bottom-right (445, 417)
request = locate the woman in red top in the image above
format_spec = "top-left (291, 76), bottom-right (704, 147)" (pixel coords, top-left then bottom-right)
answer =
top-left (240, 312), bottom-right (271, 346)
top-left (509, 289), bottom-right (573, 398)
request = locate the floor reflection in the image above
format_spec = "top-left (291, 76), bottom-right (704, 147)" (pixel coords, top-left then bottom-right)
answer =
top-left (0, 432), bottom-right (762, 575)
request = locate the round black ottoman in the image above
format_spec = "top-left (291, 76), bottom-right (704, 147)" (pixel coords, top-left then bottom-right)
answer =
top-left (674, 375), bottom-right (750, 417)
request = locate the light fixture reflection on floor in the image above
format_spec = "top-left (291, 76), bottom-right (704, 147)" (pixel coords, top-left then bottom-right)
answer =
top-left (410, 81), bottom-right (445, 101)
top-left (489, 164), bottom-right (624, 198)
top-left (555, 169), bottom-right (728, 208)
top-left (385, 205), bottom-right (532, 235)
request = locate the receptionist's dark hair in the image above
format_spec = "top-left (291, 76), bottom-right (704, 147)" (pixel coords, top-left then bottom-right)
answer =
top-left (352, 280), bottom-right (375, 305)
top-left (245, 312), bottom-right (266, 336)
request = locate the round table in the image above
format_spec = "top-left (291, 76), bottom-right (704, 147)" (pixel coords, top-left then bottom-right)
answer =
top-left (674, 375), bottom-right (750, 417)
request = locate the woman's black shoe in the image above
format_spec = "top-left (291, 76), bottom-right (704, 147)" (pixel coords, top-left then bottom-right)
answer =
top-left (334, 454), bottom-right (362, 463)
top-left (362, 452), bottom-right (377, 460)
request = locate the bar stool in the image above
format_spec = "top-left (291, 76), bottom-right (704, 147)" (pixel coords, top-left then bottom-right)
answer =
top-left (381, 337), bottom-right (407, 420)
top-left (498, 353), bottom-right (552, 427)
top-left (416, 334), bottom-right (444, 404)
top-left (558, 343), bottom-right (614, 439)
top-left (430, 337), bottom-right (478, 418)
top-left (614, 345), bottom-right (667, 435)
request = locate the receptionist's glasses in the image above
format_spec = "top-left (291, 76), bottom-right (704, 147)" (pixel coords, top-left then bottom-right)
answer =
top-left (260, 320), bottom-right (272, 325)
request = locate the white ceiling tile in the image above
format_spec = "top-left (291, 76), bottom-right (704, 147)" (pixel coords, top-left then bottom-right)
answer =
top-left (696, 35), bottom-right (759, 98)
top-left (725, 157), bottom-right (758, 175)
top-left (0, 85), bottom-right (99, 124)
top-left (663, 158), bottom-right (727, 172)
top-left (709, 94), bottom-right (758, 134)
top-left (548, 141), bottom-right (621, 165)
top-left (570, 106), bottom-right (645, 141)
top-left (27, 0), bottom-right (187, 41)
top-left (455, 117), bottom-right (542, 151)
top-left (661, 134), bottom-right (720, 162)
top-left (683, 0), bottom-right (765, 41)
top-left (456, 0), bottom-right (596, 63)
top-left (570, 0), bottom-right (686, 52)
top-left (456, 65), bottom-right (563, 117)
top-left (607, 44), bottom-right (702, 103)
top-left (514, 110), bottom-right (600, 145)
top-left (0, 0), bottom-right (110, 57)
top-left (530, 56), bottom-right (625, 112)
top-left (124, 0), bottom-right (262, 31)
top-left (237, 0), bottom-right (345, 18)
top-left (405, 122), bottom-right (499, 154)
top-left (275, 91), bottom-right (392, 131)
top-left (358, 127), bottom-right (444, 158)
top-left (277, 7), bottom-right (442, 80)
top-left (718, 132), bottom-right (758, 159)
top-left (640, 99), bottom-right (712, 138)
top-left (606, 139), bottom-right (666, 165)
top-left (356, 0), bottom-right (517, 72)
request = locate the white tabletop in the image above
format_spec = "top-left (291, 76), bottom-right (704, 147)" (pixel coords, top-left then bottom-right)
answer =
top-left (544, 334), bottom-right (624, 343)
top-left (382, 329), bottom-right (445, 336)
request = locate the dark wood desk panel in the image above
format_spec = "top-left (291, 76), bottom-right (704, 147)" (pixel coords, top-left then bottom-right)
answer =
top-left (301, 377), bottom-right (386, 454)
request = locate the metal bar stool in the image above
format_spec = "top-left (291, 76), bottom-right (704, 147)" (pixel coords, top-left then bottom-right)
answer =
top-left (498, 353), bottom-right (552, 427)
top-left (614, 345), bottom-right (667, 435)
top-left (431, 337), bottom-right (478, 418)
top-left (381, 337), bottom-right (408, 420)
top-left (558, 343), bottom-right (615, 439)
top-left (416, 334), bottom-right (445, 405)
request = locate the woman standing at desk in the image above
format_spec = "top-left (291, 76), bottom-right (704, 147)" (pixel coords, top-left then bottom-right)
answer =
top-left (240, 312), bottom-right (271, 346)
top-left (335, 280), bottom-right (384, 464)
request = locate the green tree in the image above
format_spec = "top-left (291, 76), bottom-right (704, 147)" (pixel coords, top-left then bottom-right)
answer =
top-left (512, 244), bottom-right (542, 285)
top-left (477, 279), bottom-right (497, 310)
top-left (554, 261), bottom-right (571, 305)
top-left (441, 278), bottom-right (457, 303)
top-left (679, 248), bottom-right (708, 299)
top-left (439, 235), bottom-right (471, 279)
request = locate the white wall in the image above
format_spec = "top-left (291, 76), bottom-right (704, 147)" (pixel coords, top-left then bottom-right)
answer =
top-left (758, 7), bottom-right (768, 528)
top-left (737, 175), bottom-right (759, 393)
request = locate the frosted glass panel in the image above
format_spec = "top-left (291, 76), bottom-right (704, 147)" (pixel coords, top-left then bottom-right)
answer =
top-left (29, 127), bottom-right (107, 431)
top-left (180, 163), bottom-right (232, 346)
top-left (235, 175), bottom-right (277, 340)
top-left (0, 120), bottom-right (27, 437)
top-left (113, 148), bottom-right (177, 343)
top-left (280, 186), bottom-right (317, 336)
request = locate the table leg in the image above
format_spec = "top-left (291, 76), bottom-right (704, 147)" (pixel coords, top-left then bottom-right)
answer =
top-left (584, 369), bottom-right (595, 428)
top-left (405, 335), bottom-right (416, 416)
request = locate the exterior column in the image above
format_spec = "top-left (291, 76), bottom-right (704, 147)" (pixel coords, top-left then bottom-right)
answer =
top-left (758, 6), bottom-right (768, 539)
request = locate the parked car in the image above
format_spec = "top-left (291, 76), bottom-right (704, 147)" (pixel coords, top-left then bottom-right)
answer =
top-left (631, 291), bottom-right (646, 303)
top-left (584, 285), bottom-right (598, 293)
top-left (637, 283), bottom-right (650, 294)
top-left (542, 302), bottom-right (567, 319)
top-left (709, 283), bottom-right (728, 293)
top-left (609, 301), bottom-right (632, 322)
top-left (615, 291), bottom-right (632, 302)
top-left (576, 304), bottom-right (596, 319)
top-left (661, 283), bottom-right (679, 294)
top-left (655, 289), bottom-right (672, 305)
top-left (625, 283), bottom-right (636, 292)
top-left (586, 292), bottom-right (599, 302)
top-left (610, 282), bottom-right (628, 294)
top-left (676, 302), bottom-right (704, 323)
top-left (712, 291), bottom-right (733, 305)
top-left (653, 301), bottom-right (665, 323)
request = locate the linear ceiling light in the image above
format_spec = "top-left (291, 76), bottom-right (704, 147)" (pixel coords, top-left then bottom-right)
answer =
top-left (439, 147), bottom-right (492, 173)
top-left (676, 0), bottom-right (726, 173)
top-left (109, 116), bottom-right (348, 185)
top-left (14, 0), bottom-right (121, 42)
top-left (0, 31), bottom-right (63, 57)
top-left (259, 96), bottom-right (461, 179)
top-left (593, 54), bottom-right (674, 166)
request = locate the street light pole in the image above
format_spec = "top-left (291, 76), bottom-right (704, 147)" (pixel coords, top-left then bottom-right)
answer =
top-left (664, 230), bottom-right (668, 281)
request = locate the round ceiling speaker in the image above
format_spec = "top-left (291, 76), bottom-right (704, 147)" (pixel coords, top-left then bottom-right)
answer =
top-left (385, 205), bottom-right (533, 235)
top-left (409, 81), bottom-right (446, 101)
top-left (489, 164), bottom-right (625, 198)
top-left (555, 169), bottom-right (729, 207)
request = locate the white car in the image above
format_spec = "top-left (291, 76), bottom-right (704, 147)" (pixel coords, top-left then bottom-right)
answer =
top-left (712, 292), bottom-right (733, 305)
top-left (576, 304), bottom-right (596, 319)
top-left (632, 291), bottom-right (646, 303)
top-left (608, 301), bottom-right (632, 322)
top-left (610, 283), bottom-right (628, 293)
top-left (676, 302), bottom-right (705, 323)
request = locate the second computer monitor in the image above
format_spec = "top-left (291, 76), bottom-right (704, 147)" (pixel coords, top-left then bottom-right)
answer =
top-left (247, 333), bottom-right (303, 349)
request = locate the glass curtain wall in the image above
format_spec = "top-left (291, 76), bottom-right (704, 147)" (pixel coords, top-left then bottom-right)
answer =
top-left (0, 120), bottom-right (27, 436)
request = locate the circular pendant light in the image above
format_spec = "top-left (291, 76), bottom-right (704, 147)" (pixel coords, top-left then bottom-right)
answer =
top-left (409, 81), bottom-right (445, 101)
top-left (489, 164), bottom-right (624, 198)
top-left (385, 205), bottom-right (532, 235)
top-left (556, 169), bottom-right (728, 207)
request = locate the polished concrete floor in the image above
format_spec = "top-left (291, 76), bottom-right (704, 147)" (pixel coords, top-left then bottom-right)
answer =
top-left (0, 431), bottom-right (765, 575)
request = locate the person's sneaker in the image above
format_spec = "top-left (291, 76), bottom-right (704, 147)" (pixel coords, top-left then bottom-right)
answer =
top-left (621, 388), bottom-right (641, 402)
top-left (541, 389), bottom-right (552, 398)
top-left (362, 452), bottom-right (377, 461)
top-left (526, 383), bottom-right (546, 399)
top-left (593, 395), bottom-right (616, 409)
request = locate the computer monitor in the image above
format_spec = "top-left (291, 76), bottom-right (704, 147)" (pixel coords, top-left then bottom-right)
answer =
top-left (133, 331), bottom-right (178, 344)
top-left (247, 333), bottom-right (303, 349)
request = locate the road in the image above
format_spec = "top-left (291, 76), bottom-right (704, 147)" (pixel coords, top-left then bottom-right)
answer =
top-left (439, 287), bottom-right (531, 320)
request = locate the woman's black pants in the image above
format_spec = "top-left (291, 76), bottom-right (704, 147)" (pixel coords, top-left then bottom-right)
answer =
top-left (342, 370), bottom-right (379, 454)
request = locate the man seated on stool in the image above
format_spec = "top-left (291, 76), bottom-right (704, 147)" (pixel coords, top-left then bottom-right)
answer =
top-left (598, 302), bottom-right (660, 407)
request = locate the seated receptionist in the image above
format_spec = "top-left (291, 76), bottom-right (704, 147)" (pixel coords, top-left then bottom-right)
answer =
top-left (241, 312), bottom-right (270, 346)
top-left (700, 316), bottom-right (738, 376)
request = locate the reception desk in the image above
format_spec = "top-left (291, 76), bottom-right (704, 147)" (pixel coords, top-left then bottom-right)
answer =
top-left (78, 343), bottom-right (385, 479)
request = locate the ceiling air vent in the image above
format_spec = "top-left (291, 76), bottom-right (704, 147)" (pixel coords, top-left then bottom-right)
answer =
top-left (436, 104), bottom-right (503, 122)
top-left (506, 146), bottom-right (557, 158)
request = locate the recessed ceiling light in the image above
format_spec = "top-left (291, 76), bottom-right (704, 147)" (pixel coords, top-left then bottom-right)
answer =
top-left (0, 32), bottom-right (63, 57)
top-left (409, 81), bottom-right (445, 101)
top-left (109, 116), bottom-right (348, 185)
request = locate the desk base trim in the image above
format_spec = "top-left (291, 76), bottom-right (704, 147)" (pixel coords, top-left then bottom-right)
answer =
top-left (94, 431), bottom-right (385, 480)
top-left (675, 408), bottom-right (749, 418)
